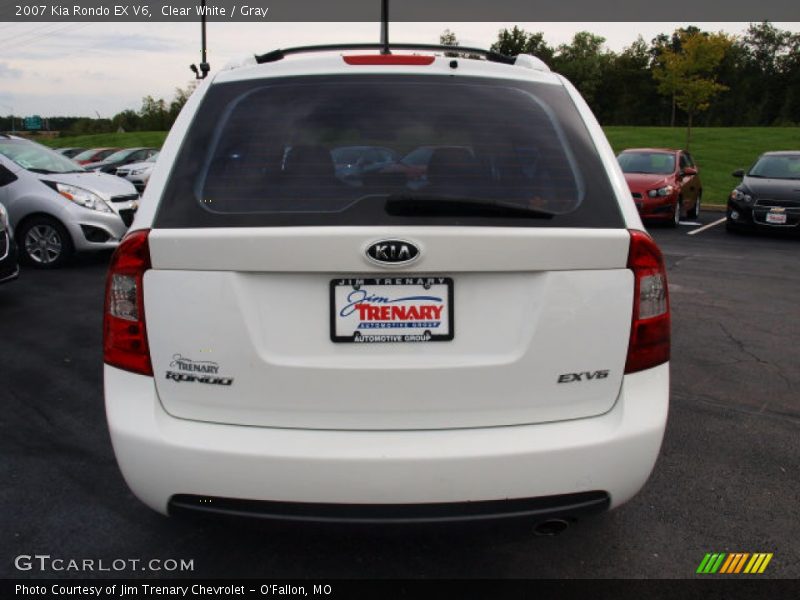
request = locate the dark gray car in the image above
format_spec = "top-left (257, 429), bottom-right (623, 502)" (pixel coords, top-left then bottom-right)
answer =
top-left (727, 151), bottom-right (800, 232)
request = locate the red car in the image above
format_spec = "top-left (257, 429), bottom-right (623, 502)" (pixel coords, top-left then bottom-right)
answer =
top-left (617, 148), bottom-right (703, 227)
top-left (71, 147), bottom-right (120, 166)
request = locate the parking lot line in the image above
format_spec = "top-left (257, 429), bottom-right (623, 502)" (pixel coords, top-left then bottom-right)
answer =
top-left (688, 217), bottom-right (726, 236)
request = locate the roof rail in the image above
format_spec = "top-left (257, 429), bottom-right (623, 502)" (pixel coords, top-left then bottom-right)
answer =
top-left (254, 43), bottom-right (515, 65)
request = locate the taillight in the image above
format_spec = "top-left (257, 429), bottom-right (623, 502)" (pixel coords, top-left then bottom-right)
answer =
top-left (343, 55), bottom-right (435, 65)
top-left (625, 229), bottom-right (670, 374)
top-left (103, 229), bottom-right (153, 376)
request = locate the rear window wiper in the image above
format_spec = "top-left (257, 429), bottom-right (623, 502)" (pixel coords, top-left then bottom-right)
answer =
top-left (385, 194), bottom-right (556, 219)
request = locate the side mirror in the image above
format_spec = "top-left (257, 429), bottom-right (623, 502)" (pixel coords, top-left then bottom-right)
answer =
top-left (682, 166), bottom-right (697, 176)
top-left (732, 169), bottom-right (745, 178)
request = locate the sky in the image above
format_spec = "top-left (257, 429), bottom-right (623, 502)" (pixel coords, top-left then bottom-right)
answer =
top-left (1, 21), bottom-right (800, 118)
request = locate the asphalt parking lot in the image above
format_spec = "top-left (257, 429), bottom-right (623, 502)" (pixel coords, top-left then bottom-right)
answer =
top-left (2, 212), bottom-right (798, 579)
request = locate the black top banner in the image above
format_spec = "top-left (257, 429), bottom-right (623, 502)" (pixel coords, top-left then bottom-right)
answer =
top-left (2, 0), bottom-right (799, 22)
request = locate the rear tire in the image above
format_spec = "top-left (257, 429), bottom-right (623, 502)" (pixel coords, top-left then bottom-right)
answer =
top-left (17, 216), bottom-right (74, 269)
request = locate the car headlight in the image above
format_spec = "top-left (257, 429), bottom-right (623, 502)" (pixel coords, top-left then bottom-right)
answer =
top-left (52, 182), bottom-right (112, 213)
top-left (730, 189), bottom-right (753, 203)
top-left (0, 203), bottom-right (8, 232)
top-left (129, 168), bottom-right (145, 176)
top-left (647, 185), bottom-right (674, 198)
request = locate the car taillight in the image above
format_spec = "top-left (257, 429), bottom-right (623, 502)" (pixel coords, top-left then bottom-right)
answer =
top-left (625, 229), bottom-right (670, 374)
top-left (343, 55), bottom-right (435, 65)
top-left (103, 229), bottom-right (152, 376)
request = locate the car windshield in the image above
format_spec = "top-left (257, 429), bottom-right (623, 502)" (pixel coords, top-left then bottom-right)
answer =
top-left (147, 152), bottom-right (159, 163)
top-left (748, 155), bottom-right (800, 179)
top-left (103, 149), bottom-right (138, 163)
top-left (0, 140), bottom-right (85, 174)
top-left (617, 152), bottom-right (675, 175)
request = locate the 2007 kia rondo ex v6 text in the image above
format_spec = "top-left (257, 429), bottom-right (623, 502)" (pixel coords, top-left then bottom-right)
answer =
top-left (103, 44), bottom-right (670, 528)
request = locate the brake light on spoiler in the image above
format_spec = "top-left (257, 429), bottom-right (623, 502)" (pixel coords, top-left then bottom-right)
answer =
top-left (343, 55), bottom-right (435, 66)
top-left (624, 229), bottom-right (670, 374)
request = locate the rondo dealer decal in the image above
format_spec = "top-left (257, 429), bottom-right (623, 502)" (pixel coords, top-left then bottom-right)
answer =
top-left (165, 354), bottom-right (234, 386)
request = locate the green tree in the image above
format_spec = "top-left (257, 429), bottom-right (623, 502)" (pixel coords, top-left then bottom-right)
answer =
top-left (111, 109), bottom-right (141, 132)
top-left (139, 95), bottom-right (168, 130)
top-left (597, 36), bottom-right (662, 125)
top-left (168, 82), bottom-right (199, 122)
top-left (652, 31), bottom-right (732, 148)
top-left (743, 22), bottom-right (798, 124)
top-left (491, 27), bottom-right (554, 63)
top-left (439, 28), bottom-right (461, 58)
top-left (650, 27), bottom-right (702, 126)
top-left (551, 32), bottom-right (610, 108)
top-left (776, 33), bottom-right (800, 124)
top-left (439, 29), bottom-right (458, 47)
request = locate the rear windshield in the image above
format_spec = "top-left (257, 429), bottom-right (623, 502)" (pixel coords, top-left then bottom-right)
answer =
top-left (156, 75), bottom-right (623, 228)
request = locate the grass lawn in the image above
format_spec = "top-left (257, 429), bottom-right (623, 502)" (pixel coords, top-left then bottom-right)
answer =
top-left (38, 131), bottom-right (169, 152)
top-left (39, 127), bottom-right (800, 208)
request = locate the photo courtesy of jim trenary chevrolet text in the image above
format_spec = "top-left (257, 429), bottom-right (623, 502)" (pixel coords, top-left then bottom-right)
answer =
top-left (1, 0), bottom-right (799, 597)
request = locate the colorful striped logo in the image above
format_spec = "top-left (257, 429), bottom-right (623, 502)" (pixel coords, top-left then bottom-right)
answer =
top-left (697, 553), bottom-right (773, 574)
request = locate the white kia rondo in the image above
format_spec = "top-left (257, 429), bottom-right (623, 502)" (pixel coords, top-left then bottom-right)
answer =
top-left (104, 44), bottom-right (669, 530)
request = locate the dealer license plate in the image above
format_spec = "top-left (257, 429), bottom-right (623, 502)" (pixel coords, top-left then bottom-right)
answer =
top-left (766, 211), bottom-right (787, 224)
top-left (330, 277), bottom-right (454, 343)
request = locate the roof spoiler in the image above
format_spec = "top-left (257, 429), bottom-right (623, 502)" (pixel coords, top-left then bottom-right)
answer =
top-left (254, 43), bottom-right (516, 65)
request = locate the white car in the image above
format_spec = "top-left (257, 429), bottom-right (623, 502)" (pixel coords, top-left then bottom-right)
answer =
top-left (104, 44), bottom-right (669, 530)
top-left (115, 152), bottom-right (159, 192)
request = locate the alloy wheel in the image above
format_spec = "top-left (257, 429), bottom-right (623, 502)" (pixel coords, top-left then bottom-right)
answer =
top-left (24, 224), bottom-right (63, 265)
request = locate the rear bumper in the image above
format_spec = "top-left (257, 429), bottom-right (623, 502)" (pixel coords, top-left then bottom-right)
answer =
top-left (105, 362), bottom-right (669, 517)
top-left (169, 491), bottom-right (610, 524)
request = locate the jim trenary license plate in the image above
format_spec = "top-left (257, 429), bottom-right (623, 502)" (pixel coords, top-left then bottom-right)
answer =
top-left (330, 277), bottom-right (454, 343)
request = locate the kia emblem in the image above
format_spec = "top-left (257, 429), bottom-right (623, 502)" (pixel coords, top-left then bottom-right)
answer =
top-left (365, 239), bottom-right (421, 266)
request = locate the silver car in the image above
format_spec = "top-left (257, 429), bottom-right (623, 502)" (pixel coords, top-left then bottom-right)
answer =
top-left (0, 135), bottom-right (139, 268)
top-left (115, 152), bottom-right (159, 192)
